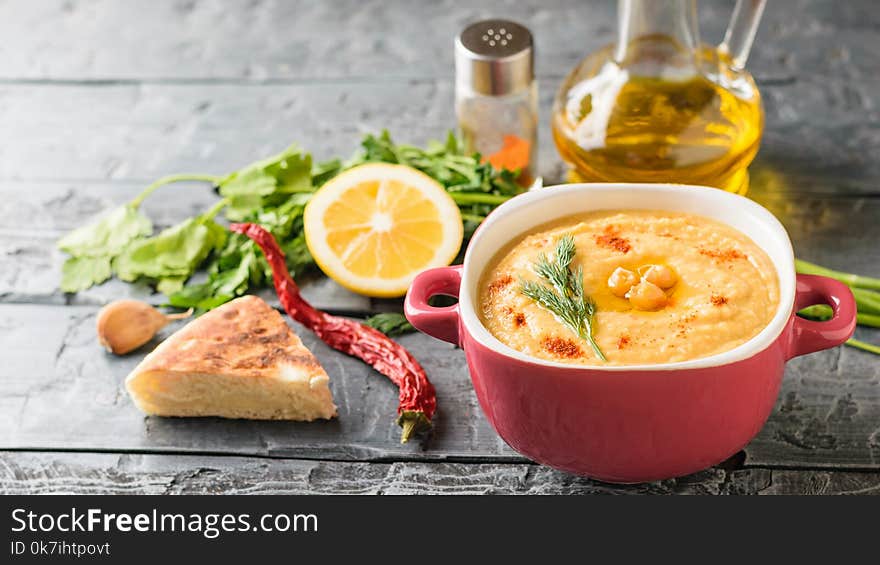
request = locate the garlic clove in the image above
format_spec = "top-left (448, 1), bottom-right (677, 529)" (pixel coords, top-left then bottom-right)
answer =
top-left (96, 300), bottom-right (192, 355)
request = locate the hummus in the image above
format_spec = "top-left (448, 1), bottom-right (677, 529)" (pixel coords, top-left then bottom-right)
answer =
top-left (478, 210), bottom-right (780, 365)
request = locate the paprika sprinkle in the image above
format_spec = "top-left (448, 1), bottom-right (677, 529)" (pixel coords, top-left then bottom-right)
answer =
top-left (230, 223), bottom-right (436, 443)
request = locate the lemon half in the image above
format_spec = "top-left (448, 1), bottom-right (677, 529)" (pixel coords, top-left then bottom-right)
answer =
top-left (304, 163), bottom-right (463, 297)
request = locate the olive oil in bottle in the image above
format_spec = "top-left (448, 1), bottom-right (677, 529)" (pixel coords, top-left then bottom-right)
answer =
top-left (552, 0), bottom-right (766, 194)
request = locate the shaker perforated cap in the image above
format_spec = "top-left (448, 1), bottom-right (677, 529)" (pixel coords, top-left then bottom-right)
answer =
top-left (455, 19), bottom-right (534, 96)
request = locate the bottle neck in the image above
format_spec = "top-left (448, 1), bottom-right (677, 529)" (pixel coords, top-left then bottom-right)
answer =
top-left (615, 0), bottom-right (701, 68)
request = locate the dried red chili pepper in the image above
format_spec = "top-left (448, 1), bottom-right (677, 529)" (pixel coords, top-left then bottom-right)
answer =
top-left (230, 222), bottom-right (436, 443)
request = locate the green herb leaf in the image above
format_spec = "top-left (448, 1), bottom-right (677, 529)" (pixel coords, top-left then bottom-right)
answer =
top-left (520, 235), bottom-right (605, 361)
top-left (60, 255), bottom-right (113, 293)
top-left (57, 204), bottom-right (152, 258)
top-left (56, 175), bottom-right (224, 293)
top-left (312, 158), bottom-right (343, 186)
top-left (56, 204), bottom-right (153, 293)
top-left (364, 312), bottom-right (416, 337)
top-left (166, 281), bottom-right (234, 312)
top-left (113, 215), bottom-right (227, 285)
top-left (168, 193), bottom-right (315, 311)
top-left (156, 276), bottom-right (187, 295)
top-left (351, 130), bottom-right (522, 234)
top-left (219, 145), bottom-right (313, 221)
top-left (281, 234), bottom-right (314, 276)
top-left (211, 249), bottom-right (258, 297)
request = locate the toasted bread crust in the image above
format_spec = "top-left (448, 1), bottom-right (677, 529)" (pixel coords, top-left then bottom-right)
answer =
top-left (133, 295), bottom-right (318, 377)
top-left (125, 295), bottom-right (337, 420)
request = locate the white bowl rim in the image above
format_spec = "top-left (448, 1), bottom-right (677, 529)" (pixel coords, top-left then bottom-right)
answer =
top-left (459, 182), bottom-right (796, 371)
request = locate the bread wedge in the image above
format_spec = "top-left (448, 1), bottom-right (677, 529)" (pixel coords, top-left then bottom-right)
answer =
top-left (125, 295), bottom-right (337, 420)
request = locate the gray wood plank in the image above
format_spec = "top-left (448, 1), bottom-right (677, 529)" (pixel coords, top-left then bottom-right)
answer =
top-left (1, 451), bottom-right (878, 495)
top-left (0, 452), bottom-right (728, 495)
top-left (0, 80), bottom-right (565, 184)
top-left (748, 193), bottom-right (880, 278)
top-left (748, 343), bottom-right (880, 469)
top-left (0, 180), bottom-right (223, 233)
top-left (0, 78), bottom-right (876, 195)
top-left (772, 194), bottom-right (880, 344)
top-left (729, 193), bottom-right (880, 468)
top-left (0, 0), bottom-right (876, 84)
top-left (0, 81), bottom-right (445, 181)
top-left (0, 303), bottom-right (518, 461)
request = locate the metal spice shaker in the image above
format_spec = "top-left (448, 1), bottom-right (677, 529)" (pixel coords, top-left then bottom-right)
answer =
top-left (455, 19), bottom-right (537, 186)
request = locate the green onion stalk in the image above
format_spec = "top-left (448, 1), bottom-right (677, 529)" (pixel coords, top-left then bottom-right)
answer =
top-left (796, 259), bottom-right (880, 355)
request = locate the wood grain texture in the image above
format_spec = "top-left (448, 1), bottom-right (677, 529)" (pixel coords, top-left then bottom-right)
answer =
top-left (2, 451), bottom-right (878, 495)
top-left (0, 80), bottom-right (568, 187)
top-left (0, 0), bottom-right (876, 83)
top-left (0, 77), bottom-right (877, 194)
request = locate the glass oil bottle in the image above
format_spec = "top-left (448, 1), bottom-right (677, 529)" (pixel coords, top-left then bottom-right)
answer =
top-left (552, 0), bottom-right (766, 194)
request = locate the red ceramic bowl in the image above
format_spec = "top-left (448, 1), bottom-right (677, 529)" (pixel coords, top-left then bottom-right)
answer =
top-left (405, 183), bottom-right (856, 483)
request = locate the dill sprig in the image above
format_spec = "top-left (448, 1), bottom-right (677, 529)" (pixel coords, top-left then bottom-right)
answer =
top-left (520, 235), bottom-right (606, 361)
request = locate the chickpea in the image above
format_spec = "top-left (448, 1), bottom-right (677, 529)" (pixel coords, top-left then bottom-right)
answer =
top-left (627, 280), bottom-right (668, 311)
top-left (642, 264), bottom-right (677, 289)
top-left (607, 267), bottom-right (638, 298)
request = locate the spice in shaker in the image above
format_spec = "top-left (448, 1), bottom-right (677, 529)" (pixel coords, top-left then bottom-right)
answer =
top-left (455, 19), bottom-right (537, 187)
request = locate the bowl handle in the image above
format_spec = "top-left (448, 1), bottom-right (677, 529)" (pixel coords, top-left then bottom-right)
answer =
top-left (404, 265), bottom-right (462, 346)
top-left (788, 274), bottom-right (857, 359)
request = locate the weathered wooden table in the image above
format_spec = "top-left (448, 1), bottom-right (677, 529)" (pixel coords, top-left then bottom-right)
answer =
top-left (1, 0), bottom-right (878, 495)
